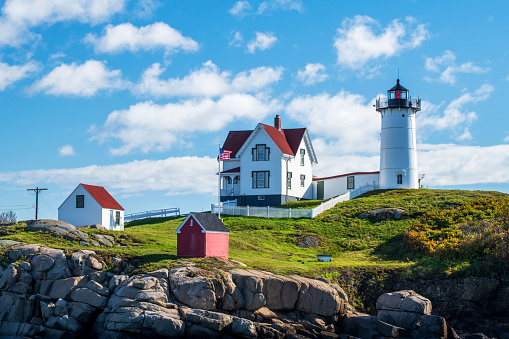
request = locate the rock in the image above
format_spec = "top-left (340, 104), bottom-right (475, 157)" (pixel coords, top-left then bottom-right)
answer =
top-left (69, 250), bottom-right (103, 276)
top-left (8, 249), bottom-right (22, 261)
top-left (232, 317), bottom-right (258, 338)
top-left (0, 263), bottom-right (20, 289)
top-left (86, 280), bottom-right (110, 296)
top-left (0, 292), bottom-right (35, 323)
top-left (19, 261), bottom-right (31, 271)
top-left (338, 312), bottom-right (379, 339)
top-left (79, 224), bottom-right (107, 230)
top-left (376, 290), bottom-right (431, 330)
top-left (49, 276), bottom-right (88, 299)
top-left (8, 281), bottom-right (32, 294)
top-left (69, 301), bottom-right (96, 323)
top-left (377, 319), bottom-right (410, 337)
top-left (0, 239), bottom-right (23, 248)
top-left (55, 314), bottom-right (83, 332)
top-left (30, 254), bottom-right (55, 273)
top-left (169, 267), bottom-right (217, 310)
top-left (91, 234), bottom-right (114, 247)
top-left (182, 308), bottom-right (233, 332)
top-left (71, 287), bottom-right (108, 309)
top-left (187, 324), bottom-right (222, 339)
top-left (358, 208), bottom-right (404, 220)
top-left (290, 275), bottom-right (342, 317)
top-left (148, 268), bottom-right (170, 279)
top-left (417, 315), bottom-right (447, 338)
top-left (230, 269), bottom-right (265, 311)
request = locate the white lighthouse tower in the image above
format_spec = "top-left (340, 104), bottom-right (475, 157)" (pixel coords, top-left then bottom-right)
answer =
top-left (376, 79), bottom-right (421, 189)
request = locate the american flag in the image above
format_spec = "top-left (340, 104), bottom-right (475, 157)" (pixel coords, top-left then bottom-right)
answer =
top-left (219, 148), bottom-right (232, 160)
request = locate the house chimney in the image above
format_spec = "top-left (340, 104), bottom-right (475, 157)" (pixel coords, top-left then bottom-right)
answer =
top-left (274, 115), bottom-right (281, 130)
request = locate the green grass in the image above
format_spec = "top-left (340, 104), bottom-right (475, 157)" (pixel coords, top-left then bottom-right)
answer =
top-left (1, 189), bottom-right (505, 277)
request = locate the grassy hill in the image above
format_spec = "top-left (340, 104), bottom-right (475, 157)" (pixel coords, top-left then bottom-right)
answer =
top-left (2, 189), bottom-right (506, 279)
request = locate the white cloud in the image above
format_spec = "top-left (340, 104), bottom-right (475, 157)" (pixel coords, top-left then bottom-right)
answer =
top-left (229, 1), bottom-right (251, 17)
top-left (229, 31), bottom-right (243, 47)
top-left (419, 84), bottom-right (493, 134)
top-left (247, 32), bottom-right (277, 53)
top-left (286, 91), bottom-right (379, 154)
top-left (333, 16), bottom-right (429, 73)
top-left (30, 59), bottom-right (127, 97)
top-left (0, 156), bottom-right (217, 196)
top-left (85, 22), bottom-right (199, 54)
top-left (0, 61), bottom-right (38, 90)
top-left (134, 61), bottom-right (283, 98)
top-left (229, 0), bottom-right (301, 17)
top-left (0, 0), bottom-right (125, 46)
top-left (296, 63), bottom-right (328, 85)
top-left (257, 0), bottom-right (302, 14)
top-left (58, 145), bottom-right (75, 156)
top-left (424, 50), bottom-right (489, 84)
top-left (419, 143), bottom-right (509, 186)
top-left (92, 94), bottom-right (281, 155)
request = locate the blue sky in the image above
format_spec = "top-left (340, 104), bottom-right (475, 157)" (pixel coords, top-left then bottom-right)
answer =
top-left (2, 0), bottom-right (509, 221)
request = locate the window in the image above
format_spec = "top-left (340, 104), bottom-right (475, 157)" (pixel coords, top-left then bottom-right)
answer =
top-left (397, 174), bottom-right (403, 185)
top-left (252, 171), bottom-right (269, 188)
top-left (300, 174), bottom-right (305, 187)
top-left (252, 144), bottom-right (270, 161)
top-left (300, 149), bottom-right (305, 166)
top-left (76, 195), bottom-right (84, 208)
top-left (347, 176), bottom-right (354, 190)
top-left (115, 211), bottom-right (120, 226)
top-left (233, 176), bottom-right (239, 184)
top-left (287, 172), bottom-right (292, 190)
top-left (258, 195), bottom-right (265, 200)
top-left (190, 219), bottom-right (193, 226)
top-left (225, 176), bottom-right (232, 184)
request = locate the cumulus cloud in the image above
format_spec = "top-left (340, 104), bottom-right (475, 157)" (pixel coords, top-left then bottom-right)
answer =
top-left (286, 91), bottom-right (379, 155)
top-left (0, 156), bottom-right (217, 196)
top-left (229, 1), bottom-right (252, 17)
top-left (58, 145), bottom-right (75, 156)
top-left (419, 84), bottom-right (493, 136)
top-left (296, 63), bottom-right (328, 85)
top-left (333, 16), bottom-right (429, 73)
top-left (229, 31), bottom-right (243, 47)
top-left (30, 59), bottom-right (127, 97)
top-left (229, 0), bottom-right (301, 17)
top-left (134, 61), bottom-right (284, 98)
top-left (0, 61), bottom-right (38, 90)
top-left (85, 22), bottom-right (199, 54)
top-left (91, 94), bottom-right (281, 155)
top-left (0, 0), bottom-right (125, 46)
top-left (247, 32), bottom-right (277, 53)
top-left (419, 143), bottom-right (509, 186)
top-left (424, 50), bottom-right (490, 84)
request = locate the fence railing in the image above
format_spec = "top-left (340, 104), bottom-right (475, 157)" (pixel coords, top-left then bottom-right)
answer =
top-left (124, 207), bottom-right (180, 222)
top-left (211, 183), bottom-right (376, 219)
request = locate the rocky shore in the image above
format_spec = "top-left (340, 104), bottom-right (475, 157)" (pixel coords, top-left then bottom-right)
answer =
top-left (0, 242), bottom-right (466, 338)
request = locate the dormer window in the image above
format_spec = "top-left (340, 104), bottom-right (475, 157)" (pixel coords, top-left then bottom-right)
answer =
top-left (252, 144), bottom-right (270, 161)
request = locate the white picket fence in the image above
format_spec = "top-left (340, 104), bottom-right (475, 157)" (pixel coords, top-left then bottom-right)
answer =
top-left (211, 183), bottom-right (375, 219)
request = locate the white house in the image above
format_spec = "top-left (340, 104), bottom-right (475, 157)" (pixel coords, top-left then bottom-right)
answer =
top-left (220, 115), bottom-right (318, 206)
top-left (58, 183), bottom-right (125, 230)
top-left (312, 171), bottom-right (380, 200)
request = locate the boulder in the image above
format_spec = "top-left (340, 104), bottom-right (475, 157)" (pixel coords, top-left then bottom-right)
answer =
top-left (69, 250), bottom-right (104, 276)
top-left (48, 276), bottom-right (89, 299)
top-left (232, 317), bottom-right (258, 338)
top-left (358, 208), bottom-right (404, 220)
top-left (376, 290), bottom-right (431, 330)
top-left (0, 263), bottom-right (20, 290)
top-left (169, 267), bottom-right (217, 310)
top-left (417, 315), bottom-right (447, 338)
top-left (71, 287), bottom-right (108, 309)
top-left (290, 275), bottom-right (342, 317)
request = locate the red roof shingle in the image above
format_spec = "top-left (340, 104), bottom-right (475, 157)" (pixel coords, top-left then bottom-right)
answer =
top-left (81, 184), bottom-right (124, 210)
top-left (222, 130), bottom-right (252, 158)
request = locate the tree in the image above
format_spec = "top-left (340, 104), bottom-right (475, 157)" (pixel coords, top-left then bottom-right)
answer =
top-left (0, 211), bottom-right (17, 223)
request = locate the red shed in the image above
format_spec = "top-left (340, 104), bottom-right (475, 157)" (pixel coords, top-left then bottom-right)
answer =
top-left (176, 212), bottom-right (230, 259)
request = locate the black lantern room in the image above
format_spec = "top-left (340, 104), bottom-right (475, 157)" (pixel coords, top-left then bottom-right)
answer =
top-left (388, 79), bottom-right (409, 108)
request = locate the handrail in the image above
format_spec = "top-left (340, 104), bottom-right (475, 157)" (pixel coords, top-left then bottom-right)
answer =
top-left (124, 207), bottom-right (180, 222)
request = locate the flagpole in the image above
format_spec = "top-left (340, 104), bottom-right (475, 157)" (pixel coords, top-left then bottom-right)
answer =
top-left (218, 144), bottom-right (221, 220)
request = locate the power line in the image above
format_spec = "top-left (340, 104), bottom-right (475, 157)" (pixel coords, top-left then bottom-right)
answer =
top-left (26, 187), bottom-right (47, 220)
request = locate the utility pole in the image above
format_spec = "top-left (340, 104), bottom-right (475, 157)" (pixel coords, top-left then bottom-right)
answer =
top-left (27, 187), bottom-right (47, 220)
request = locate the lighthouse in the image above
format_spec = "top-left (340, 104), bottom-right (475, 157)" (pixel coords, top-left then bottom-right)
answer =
top-left (376, 79), bottom-right (421, 189)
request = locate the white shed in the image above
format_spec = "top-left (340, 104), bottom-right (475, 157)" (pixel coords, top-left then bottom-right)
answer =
top-left (58, 183), bottom-right (125, 230)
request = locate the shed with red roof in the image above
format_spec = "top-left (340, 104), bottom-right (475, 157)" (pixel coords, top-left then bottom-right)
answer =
top-left (58, 183), bottom-right (125, 230)
top-left (176, 212), bottom-right (229, 259)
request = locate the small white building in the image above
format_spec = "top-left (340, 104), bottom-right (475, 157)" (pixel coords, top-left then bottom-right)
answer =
top-left (58, 183), bottom-right (125, 230)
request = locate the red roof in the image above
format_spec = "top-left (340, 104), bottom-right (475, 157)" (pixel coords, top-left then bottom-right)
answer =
top-left (221, 124), bottom-right (307, 158)
top-left (81, 184), bottom-right (124, 210)
top-left (313, 171), bottom-right (380, 181)
top-left (221, 167), bottom-right (240, 173)
top-left (222, 130), bottom-right (252, 158)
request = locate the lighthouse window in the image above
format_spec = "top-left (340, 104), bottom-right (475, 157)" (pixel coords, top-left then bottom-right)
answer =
top-left (397, 174), bottom-right (403, 185)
